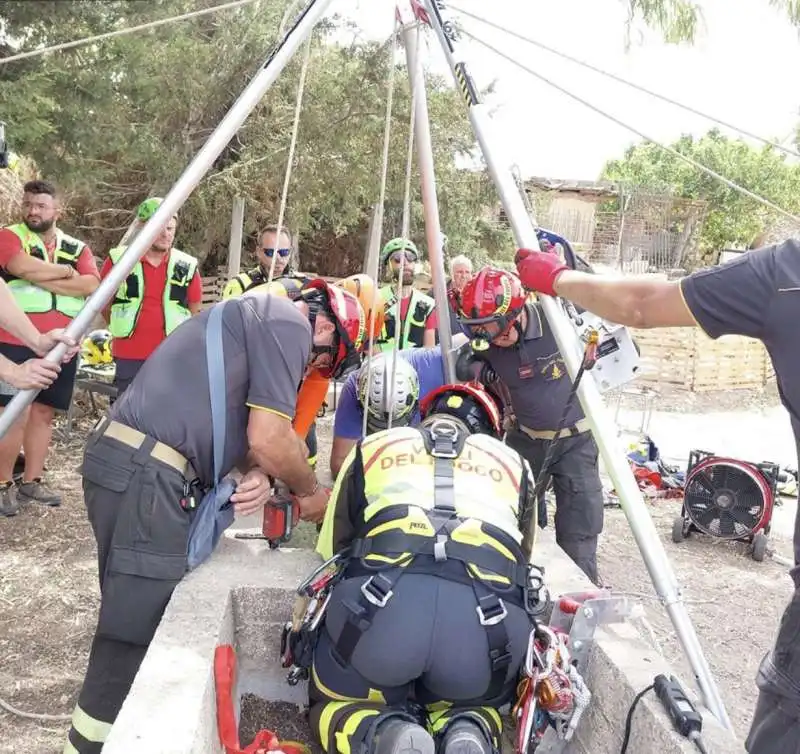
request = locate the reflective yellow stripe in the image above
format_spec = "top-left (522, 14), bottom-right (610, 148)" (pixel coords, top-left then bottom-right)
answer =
top-left (335, 708), bottom-right (381, 754)
top-left (311, 665), bottom-right (386, 705)
top-left (70, 704), bottom-right (112, 743)
top-left (246, 404), bottom-right (292, 421)
top-left (319, 701), bottom-right (352, 753)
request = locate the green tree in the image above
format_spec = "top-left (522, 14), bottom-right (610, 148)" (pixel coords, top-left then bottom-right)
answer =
top-left (601, 129), bottom-right (800, 256)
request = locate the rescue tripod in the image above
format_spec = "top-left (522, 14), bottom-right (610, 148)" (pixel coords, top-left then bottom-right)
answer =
top-left (0, 0), bottom-right (727, 736)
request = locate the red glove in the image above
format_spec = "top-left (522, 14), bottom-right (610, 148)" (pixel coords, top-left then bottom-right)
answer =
top-left (514, 248), bottom-right (569, 297)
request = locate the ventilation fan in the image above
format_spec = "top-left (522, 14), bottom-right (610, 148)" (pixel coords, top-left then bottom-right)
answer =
top-left (672, 449), bottom-right (778, 562)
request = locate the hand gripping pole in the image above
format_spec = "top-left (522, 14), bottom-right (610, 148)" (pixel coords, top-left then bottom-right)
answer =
top-left (419, 0), bottom-right (731, 730)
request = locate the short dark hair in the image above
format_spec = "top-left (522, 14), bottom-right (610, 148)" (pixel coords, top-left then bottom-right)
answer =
top-left (259, 224), bottom-right (294, 247)
top-left (23, 180), bottom-right (58, 197)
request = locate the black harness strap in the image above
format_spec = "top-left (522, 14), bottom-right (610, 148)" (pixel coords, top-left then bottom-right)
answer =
top-left (333, 422), bottom-right (515, 700)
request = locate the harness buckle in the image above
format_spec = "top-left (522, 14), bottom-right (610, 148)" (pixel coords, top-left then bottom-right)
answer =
top-left (361, 574), bottom-right (394, 608)
top-left (428, 419), bottom-right (459, 459)
top-left (477, 595), bottom-right (508, 626)
top-left (433, 534), bottom-right (448, 562)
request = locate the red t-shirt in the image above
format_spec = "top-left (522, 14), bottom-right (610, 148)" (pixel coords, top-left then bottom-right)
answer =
top-left (0, 227), bottom-right (100, 347)
top-left (100, 253), bottom-right (202, 360)
top-left (399, 293), bottom-right (438, 331)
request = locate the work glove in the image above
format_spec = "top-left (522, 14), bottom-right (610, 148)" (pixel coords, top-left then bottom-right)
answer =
top-left (514, 247), bottom-right (570, 297)
top-left (454, 343), bottom-right (498, 384)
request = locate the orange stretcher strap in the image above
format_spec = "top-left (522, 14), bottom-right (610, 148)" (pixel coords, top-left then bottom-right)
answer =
top-left (293, 371), bottom-right (330, 440)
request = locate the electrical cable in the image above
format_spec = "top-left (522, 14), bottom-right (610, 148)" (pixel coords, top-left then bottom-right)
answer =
top-left (0, 0), bottom-right (260, 66)
top-left (619, 683), bottom-right (655, 754)
top-left (459, 27), bottom-right (800, 225)
top-left (450, 3), bottom-right (800, 160)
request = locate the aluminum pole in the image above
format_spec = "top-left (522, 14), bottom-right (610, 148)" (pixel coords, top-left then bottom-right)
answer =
top-left (398, 8), bottom-right (455, 382)
top-left (420, 0), bottom-right (731, 730)
top-left (0, 0), bottom-right (335, 441)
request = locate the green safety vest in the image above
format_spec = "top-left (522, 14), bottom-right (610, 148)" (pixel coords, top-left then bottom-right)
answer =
top-left (108, 246), bottom-right (198, 338)
top-left (376, 285), bottom-right (435, 351)
top-left (222, 269), bottom-right (308, 301)
top-left (2, 224), bottom-right (88, 318)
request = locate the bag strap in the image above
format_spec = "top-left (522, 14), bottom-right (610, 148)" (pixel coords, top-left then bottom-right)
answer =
top-left (206, 301), bottom-right (228, 486)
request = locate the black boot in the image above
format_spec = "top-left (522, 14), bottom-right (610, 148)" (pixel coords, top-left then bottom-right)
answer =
top-left (440, 719), bottom-right (493, 754)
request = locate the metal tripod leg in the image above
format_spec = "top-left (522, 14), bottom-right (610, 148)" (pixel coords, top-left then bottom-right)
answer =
top-left (417, 0), bottom-right (730, 730)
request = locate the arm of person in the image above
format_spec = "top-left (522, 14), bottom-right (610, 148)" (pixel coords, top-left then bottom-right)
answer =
top-left (5, 250), bottom-right (72, 283)
top-left (0, 353), bottom-right (61, 391)
top-left (330, 374), bottom-right (363, 479)
top-left (518, 246), bottom-right (776, 337)
top-left (316, 444), bottom-right (362, 560)
top-left (33, 246), bottom-right (100, 297)
top-left (188, 270), bottom-right (203, 315)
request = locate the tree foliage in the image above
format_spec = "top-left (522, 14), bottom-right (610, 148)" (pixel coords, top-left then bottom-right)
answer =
top-left (0, 0), bottom-right (512, 275)
top-left (602, 129), bottom-right (800, 254)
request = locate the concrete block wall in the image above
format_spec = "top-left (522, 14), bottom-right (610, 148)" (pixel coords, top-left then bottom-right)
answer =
top-left (103, 529), bottom-right (744, 754)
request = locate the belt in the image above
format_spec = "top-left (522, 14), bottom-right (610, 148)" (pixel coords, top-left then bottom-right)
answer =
top-left (519, 417), bottom-right (591, 441)
top-left (95, 416), bottom-right (195, 478)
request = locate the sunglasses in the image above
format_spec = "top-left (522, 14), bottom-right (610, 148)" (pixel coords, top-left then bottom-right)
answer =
top-left (390, 251), bottom-right (417, 264)
top-left (263, 247), bottom-right (291, 258)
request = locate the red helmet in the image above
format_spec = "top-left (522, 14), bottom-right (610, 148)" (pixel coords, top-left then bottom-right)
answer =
top-left (419, 383), bottom-right (502, 439)
top-left (458, 268), bottom-right (526, 346)
top-left (301, 278), bottom-right (367, 379)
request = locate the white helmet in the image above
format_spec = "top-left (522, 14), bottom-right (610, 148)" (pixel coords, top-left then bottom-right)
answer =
top-left (357, 352), bottom-right (420, 433)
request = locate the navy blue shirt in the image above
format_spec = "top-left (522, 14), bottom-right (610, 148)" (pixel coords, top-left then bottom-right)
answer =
top-left (484, 302), bottom-right (584, 431)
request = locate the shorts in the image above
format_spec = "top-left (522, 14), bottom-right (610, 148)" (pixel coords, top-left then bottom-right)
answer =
top-left (0, 342), bottom-right (79, 412)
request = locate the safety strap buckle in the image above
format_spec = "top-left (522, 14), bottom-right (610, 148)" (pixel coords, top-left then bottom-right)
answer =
top-left (361, 573), bottom-right (394, 608)
top-left (428, 419), bottom-right (459, 459)
top-left (476, 595), bottom-right (508, 626)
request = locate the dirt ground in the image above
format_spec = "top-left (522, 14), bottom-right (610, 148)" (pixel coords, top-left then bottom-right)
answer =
top-left (0, 382), bottom-right (793, 751)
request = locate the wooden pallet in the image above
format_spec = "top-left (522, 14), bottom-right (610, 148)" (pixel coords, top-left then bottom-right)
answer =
top-left (629, 326), bottom-right (772, 392)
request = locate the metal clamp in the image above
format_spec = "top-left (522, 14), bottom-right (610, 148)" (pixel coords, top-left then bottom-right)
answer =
top-left (428, 418), bottom-right (460, 458)
top-left (477, 597), bottom-right (507, 626)
top-left (361, 575), bottom-right (394, 608)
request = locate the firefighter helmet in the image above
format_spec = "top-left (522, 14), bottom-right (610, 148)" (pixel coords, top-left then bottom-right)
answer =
top-left (419, 383), bottom-right (502, 439)
top-left (458, 268), bottom-right (527, 349)
top-left (80, 329), bottom-right (113, 366)
top-left (300, 278), bottom-right (367, 379)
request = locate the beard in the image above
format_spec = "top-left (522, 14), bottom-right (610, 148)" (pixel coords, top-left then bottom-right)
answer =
top-left (25, 217), bottom-right (54, 234)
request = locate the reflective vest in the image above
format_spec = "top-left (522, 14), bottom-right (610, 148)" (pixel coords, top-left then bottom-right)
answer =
top-left (222, 268), bottom-right (309, 300)
top-left (330, 422), bottom-right (535, 699)
top-left (1, 223), bottom-right (87, 318)
top-left (108, 246), bottom-right (197, 339)
top-left (376, 285), bottom-right (435, 351)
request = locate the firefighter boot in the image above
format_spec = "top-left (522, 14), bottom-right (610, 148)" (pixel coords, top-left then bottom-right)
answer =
top-left (440, 719), bottom-right (493, 754)
top-left (374, 719), bottom-right (435, 754)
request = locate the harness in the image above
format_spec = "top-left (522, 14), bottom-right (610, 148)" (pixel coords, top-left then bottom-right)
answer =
top-left (333, 420), bottom-right (533, 702)
top-left (377, 286), bottom-right (435, 350)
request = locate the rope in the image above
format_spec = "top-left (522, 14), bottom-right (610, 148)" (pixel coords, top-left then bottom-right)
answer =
top-left (0, 694), bottom-right (71, 723)
top-left (362, 23), bottom-right (401, 440)
top-left (266, 31), bottom-right (314, 285)
top-left (387, 22), bottom-right (423, 432)
top-left (460, 28), bottom-right (800, 225)
top-left (0, 0), bottom-right (259, 66)
top-left (451, 4), bottom-right (800, 161)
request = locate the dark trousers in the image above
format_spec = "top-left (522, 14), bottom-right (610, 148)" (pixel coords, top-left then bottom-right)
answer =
top-left (65, 429), bottom-right (193, 753)
top-left (110, 358), bottom-right (146, 403)
top-left (309, 573), bottom-right (531, 753)
top-left (506, 429), bottom-right (604, 585)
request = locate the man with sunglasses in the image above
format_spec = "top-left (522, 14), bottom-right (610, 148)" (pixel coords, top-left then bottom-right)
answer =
top-left (456, 267), bottom-right (604, 586)
top-left (223, 224), bottom-right (309, 300)
top-left (375, 237), bottom-right (438, 351)
top-left (65, 279), bottom-right (367, 754)
top-left (101, 197), bottom-right (203, 397)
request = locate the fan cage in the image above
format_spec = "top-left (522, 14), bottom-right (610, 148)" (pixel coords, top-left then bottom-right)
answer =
top-left (684, 457), bottom-right (773, 540)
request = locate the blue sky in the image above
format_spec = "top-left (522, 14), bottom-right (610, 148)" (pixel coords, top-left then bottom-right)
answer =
top-left (332, 0), bottom-right (800, 181)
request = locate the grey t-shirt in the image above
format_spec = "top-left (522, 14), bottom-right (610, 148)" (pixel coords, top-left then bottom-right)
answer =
top-left (484, 302), bottom-right (584, 431)
top-left (681, 240), bottom-right (800, 576)
top-left (111, 294), bottom-right (311, 486)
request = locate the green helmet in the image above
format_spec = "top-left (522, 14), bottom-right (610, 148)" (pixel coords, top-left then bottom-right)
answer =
top-left (380, 237), bottom-right (419, 267)
top-left (136, 197), bottom-right (164, 222)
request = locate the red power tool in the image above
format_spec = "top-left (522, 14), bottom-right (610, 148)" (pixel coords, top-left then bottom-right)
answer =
top-left (262, 483), bottom-right (301, 549)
